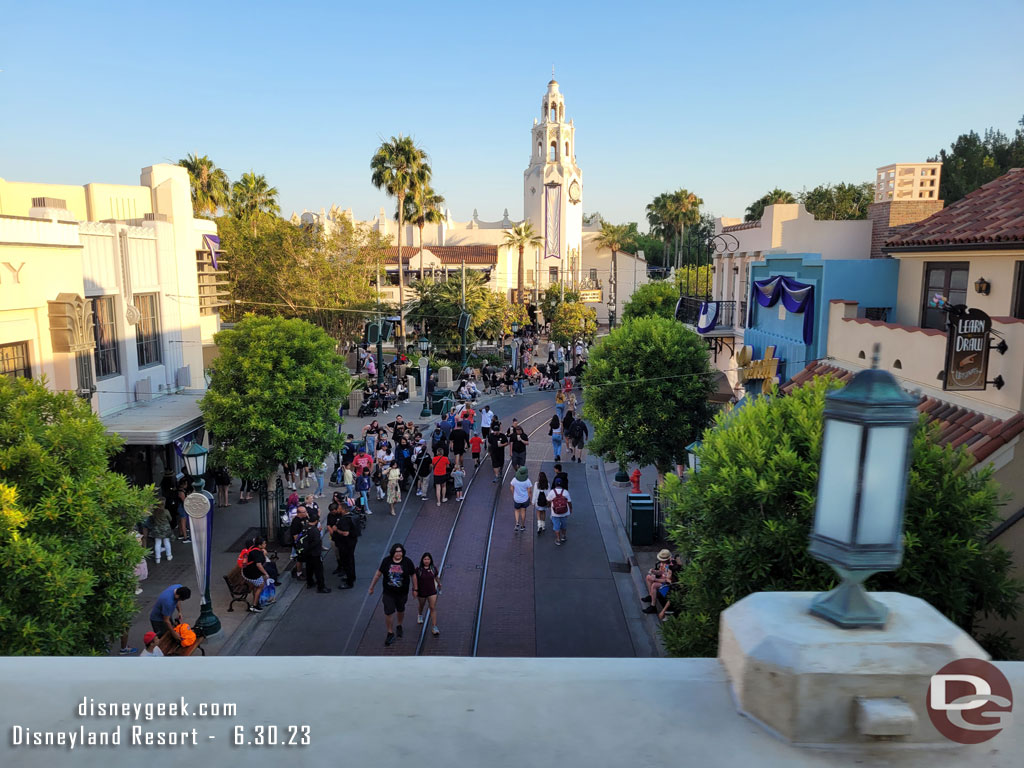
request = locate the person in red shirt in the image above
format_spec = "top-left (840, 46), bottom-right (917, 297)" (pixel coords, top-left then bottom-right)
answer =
top-left (431, 453), bottom-right (451, 507)
top-left (469, 434), bottom-right (483, 468)
top-left (352, 450), bottom-right (373, 476)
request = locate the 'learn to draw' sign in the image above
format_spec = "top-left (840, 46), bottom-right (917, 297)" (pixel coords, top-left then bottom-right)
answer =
top-left (944, 307), bottom-right (991, 391)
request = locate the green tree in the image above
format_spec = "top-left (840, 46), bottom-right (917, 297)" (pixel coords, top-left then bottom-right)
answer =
top-left (178, 153), bottom-right (230, 218)
top-left (929, 120), bottom-right (1024, 204)
top-left (646, 189), bottom-right (703, 270)
top-left (503, 221), bottom-right (543, 304)
top-left (549, 301), bottom-right (597, 347)
top-left (595, 221), bottom-right (632, 326)
top-left (622, 280), bottom-right (678, 320)
top-left (402, 184), bottom-right (445, 278)
top-left (407, 271), bottom-right (498, 351)
top-left (582, 316), bottom-right (714, 477)
top-left (539, 287), bottom-right (580, 325)
top-left (230, 171), bottom-right (281, 234)
top-left (799, 181), bottom-right (873, 220)
top-left (0, 377), bottom-right (153, 655)
top-left (218, 214), bottom-right (387, 343)
top-left (674, 264), bottom-right (712, 298)
top-left (371, 135), bottom-right (431, 346)
top-left (744, 188), bottom-right (796, 222)
top-left (662, 377), bottom-right (1023, 659)
top-left (199, 317), bottom-right (349, 514)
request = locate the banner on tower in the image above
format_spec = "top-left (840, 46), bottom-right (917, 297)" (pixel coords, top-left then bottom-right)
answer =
top-left (544, 183), bottom-right (561, 259)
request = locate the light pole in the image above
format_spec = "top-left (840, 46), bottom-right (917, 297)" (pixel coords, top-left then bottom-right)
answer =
top-left (418, 336), bottom-right (432, 418)
top-left (510, 320), bottom-right (521, 375)
top-left (808, 344), bottom-right (918, 628)
top-left (181, 441), bottom-right (221, 637)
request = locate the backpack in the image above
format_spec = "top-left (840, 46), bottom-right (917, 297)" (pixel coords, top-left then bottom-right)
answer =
top-left (237, 547), bottom-right (255, 569)
top-left (293, 525), bottom-right (311, 557)
top-left (550, 489), bottom-right (569, 516)
top-left (568, 420), bottom-right (585, 440)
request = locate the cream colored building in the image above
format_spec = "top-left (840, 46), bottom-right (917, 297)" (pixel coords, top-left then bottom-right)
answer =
top-left (295, 80), bottom-right (648, 326)
top-left (874, 162), bottom-right (941, 202)
top-left (0, 164), bottom-right (227, 485)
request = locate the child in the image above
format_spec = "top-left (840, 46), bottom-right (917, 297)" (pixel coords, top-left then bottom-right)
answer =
top-left (356, 467), bottom-right (372, 513)
top-left (469, 434), bottom-right (483, 468)
top-left (372, 464), bottom-right (386, 500)
top-left (140, 631), bottom-right (163, 657)
top-left (452, 465), bottom-right (466, 501)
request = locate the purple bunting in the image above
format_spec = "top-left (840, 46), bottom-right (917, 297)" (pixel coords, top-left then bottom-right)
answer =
top-left (749, 275), bottom-right (815, 345)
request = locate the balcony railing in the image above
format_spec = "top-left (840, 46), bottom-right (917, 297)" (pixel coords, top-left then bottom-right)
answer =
top-left (676, 296), bottom-right (739, 332)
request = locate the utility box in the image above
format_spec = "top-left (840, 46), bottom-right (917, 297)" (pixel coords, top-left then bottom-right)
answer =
top-left (628, 494), bottom-right (655, 546)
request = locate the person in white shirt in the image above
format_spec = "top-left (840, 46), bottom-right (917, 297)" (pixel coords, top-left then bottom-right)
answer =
top-left (140, 631), bottom-right (163, 657)
top-left (479, 405), bottom-right (494, 439)
top-left (510, 467), bottom-right (534, 533)
top-left (546, 477), bottom-right (573, 546)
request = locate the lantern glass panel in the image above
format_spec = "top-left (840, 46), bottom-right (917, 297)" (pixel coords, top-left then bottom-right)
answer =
top-left (855, 425), bottom-right (910, 544)
top-left (814, 419), bottom-right (862, 543)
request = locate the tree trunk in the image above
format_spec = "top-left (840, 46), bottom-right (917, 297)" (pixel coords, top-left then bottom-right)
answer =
top-left (517, 245), bottom-right (525, 304)
top-left (418, 221), bottom-right (425, 281)
top-left (397, 196), bottom-right (406, 348)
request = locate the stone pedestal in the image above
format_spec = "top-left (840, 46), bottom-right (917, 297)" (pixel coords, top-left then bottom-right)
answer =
top-left (348, 389), bottom-right (364, 414)
top-left (718, 591), bottom-right (987, 745)
top-left (438, 365), bottom-right (453, 390)
top-left (406, 375), bottom-right (417, 400)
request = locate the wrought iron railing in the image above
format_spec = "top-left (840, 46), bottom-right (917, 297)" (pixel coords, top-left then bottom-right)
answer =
top-left (675, 296), bottom-right (738, 330)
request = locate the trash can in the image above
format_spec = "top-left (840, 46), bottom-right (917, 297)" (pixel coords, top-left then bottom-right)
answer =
top-left (628, 494), bottom-right (655, 546)
top-left (431, 388), bottom-right (453, 415)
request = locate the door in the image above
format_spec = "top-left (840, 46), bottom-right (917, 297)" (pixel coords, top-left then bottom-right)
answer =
top-left (921, 262), bottom-right (969, 330)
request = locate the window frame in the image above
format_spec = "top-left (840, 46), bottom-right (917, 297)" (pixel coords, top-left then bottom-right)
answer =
top-left (134, 293), bottom-right (162, 368)
top-left (0, 341), bottom-right (31, 380)
top-left (1012, 261), bottom-right (1024, 320)
top-left (920, 261), bottom-right (969, 331)
top-left (92, 295), bottom-right (121, 379)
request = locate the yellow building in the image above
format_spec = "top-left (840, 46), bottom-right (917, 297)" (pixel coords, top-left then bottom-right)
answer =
top-left (0, 164), bottom-right (228, 485)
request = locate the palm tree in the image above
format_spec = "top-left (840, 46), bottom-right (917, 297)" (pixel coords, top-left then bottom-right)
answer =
top-left (230, 172), bottom-right (280, 235)
top-left (502, 221), bottom-right (542, 304)
top-left (744, 188), bottom-right (796, 222)
top-left (178, 154), bottom-right (230, 218)
top-left (595, 222), bottom-right (632, 327)
top-left (371, 135), bottom-right (431, 344)
top-left (399, 184), bottom-right (445, 280)
top-left (665, 189), bottom-right (703, 270)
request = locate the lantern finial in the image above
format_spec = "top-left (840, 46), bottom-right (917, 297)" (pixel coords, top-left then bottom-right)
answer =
top-left (870, 343), bottom-right (881, 370)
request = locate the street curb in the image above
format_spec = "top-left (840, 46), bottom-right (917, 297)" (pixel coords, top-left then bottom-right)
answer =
top-left (216, 560), bottom-right (304, 656)
top-left (591, 455), bottom-right (668, 658)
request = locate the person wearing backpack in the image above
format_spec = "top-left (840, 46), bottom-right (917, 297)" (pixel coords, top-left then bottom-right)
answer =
top-left (546, 476), bottom-right (573, 546)
top-left (566, 414), bottom-right (589, 463)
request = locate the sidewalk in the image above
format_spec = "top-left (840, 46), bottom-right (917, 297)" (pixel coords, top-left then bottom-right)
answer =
top-left (110, 383), bottom-right (507, 657)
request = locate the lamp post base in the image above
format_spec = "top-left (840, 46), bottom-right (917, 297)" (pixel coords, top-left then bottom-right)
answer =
top-left (809, 568), bottom-right (888, 629)
top-left (614, 464), bottom-right (630, 484)
top-left (194, 600), bottom-right (221, 637)
top-left (420, 402), bottom-right (432, 418)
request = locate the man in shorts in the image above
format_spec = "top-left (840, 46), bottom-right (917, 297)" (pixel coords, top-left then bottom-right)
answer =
top-left (368, 543), bottom-right (416, 646)
top-left (479, 405), bottom-right (494, 439)
top-left (547, 477), bottom-right (573, 546)
top-left (469, 433), bottom-right (483, 468)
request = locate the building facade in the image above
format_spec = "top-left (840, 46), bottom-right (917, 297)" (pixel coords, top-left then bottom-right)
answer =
top-left (0, 164), bottom-right (227, 485)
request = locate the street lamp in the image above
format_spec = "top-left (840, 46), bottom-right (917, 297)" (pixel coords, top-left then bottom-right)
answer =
top-left (418, 336), bottom-right (432, 418)
top-left (181, 441), bottom-right (221, 636)
top-left (807, 344), bottom-right (918, 628)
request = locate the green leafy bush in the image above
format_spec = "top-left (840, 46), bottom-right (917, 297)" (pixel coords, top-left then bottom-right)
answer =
top-left (662, 377), bottom-right (1022, 658)
top-left (0, 378), bottom-right (154, 654)
top-left (622, 280), bottom-right (678, 320)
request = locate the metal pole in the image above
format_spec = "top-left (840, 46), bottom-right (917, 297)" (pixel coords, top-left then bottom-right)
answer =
top-left (534, 246), bottom-right (540, 307)
top-left (460, 260), bottom-right (468, 373)
top-left (376, 316), bottom-right (385, 388)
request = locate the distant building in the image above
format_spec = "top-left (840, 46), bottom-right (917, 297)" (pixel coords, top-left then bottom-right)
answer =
top-left (0, 164), bottom-right (227, 486)
top-left (294, 80), bottom-right (648, 325)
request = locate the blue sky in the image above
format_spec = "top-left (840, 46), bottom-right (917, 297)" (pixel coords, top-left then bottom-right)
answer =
top-left (2, 0), bottom-right (1022, 227)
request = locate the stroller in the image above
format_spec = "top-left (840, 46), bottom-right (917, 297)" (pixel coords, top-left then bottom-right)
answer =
top-left (347, 496), bottom-right (369, 531)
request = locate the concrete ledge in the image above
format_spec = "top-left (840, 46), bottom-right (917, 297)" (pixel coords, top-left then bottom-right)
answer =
top-left (718, 592), bottom-right (988, 745)
top-left (2, 657), bottom-right (1022, 767)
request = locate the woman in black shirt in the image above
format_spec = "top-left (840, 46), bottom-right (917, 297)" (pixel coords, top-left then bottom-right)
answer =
top-left (242, 536), bottom-right (272, 612)
top-left (488, 421), bottom-right (507, 483)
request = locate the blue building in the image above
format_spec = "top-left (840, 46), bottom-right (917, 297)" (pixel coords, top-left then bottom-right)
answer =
top-left (739, 254), bottom-right (898, 393)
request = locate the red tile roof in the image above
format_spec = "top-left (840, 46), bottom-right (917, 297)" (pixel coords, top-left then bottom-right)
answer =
top-left (383, 245), bottom-right (498, 265)
top-left (722, 220), bottom-right (761, 233)
top-left (886, 167), bottom-right (1024, 249)
top-left (781, 361), bottom-right (1024, 465)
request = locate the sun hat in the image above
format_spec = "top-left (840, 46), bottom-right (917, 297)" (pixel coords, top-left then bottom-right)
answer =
top-left (143, 631), bottom-right (157, 645)
top-left (657, 549), bottom-right (671, 562)
top-left (515, 467), bottom-right (528, 481)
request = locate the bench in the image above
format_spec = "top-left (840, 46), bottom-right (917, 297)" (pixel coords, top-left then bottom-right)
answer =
top-left (157, 628), bottom-right (206, 657)
top-left (224, 564), bottom-right (251, 612)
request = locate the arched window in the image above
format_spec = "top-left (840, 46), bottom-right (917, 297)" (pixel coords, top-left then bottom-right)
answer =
top-left (551, 104), bottom-right (557, 121)
top-left (549, 142), bottom-right (557, 162)
top-left (559, 104), bottom-right (564, 121)
top-left (537, 141), bottom-right (542, 158)
top-left (565, 142), bottom-right (569, 157)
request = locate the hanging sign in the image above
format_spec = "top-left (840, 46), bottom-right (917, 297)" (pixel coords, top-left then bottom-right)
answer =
top-left (579, 289), bottom-right (602, 303)
top-left (943, 307), bottom-right (992, 391)
top-left (737, 345), bottom-right (780, 383)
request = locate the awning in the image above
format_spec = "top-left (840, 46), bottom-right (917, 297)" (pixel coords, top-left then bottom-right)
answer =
top-left (100, 393), bottom-right (205, 445)
top-left (708, 370), bottom-right (735, 404)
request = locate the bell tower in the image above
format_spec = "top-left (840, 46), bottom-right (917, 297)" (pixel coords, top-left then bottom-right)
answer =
top-left (523, 79), bottom-right (583, 280)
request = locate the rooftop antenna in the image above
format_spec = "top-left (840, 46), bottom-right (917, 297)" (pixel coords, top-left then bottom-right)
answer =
top-left (552, 65), bottom-right (555, 79)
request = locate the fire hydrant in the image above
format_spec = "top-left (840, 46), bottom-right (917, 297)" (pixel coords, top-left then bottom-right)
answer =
top-left (630, 468), bottom-right (642, 494)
